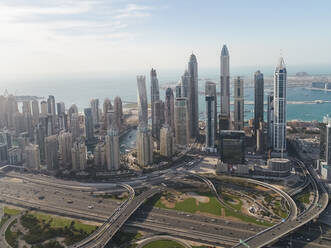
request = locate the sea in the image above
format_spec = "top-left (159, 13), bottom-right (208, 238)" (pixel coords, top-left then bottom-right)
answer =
top-left (1, 65), bottom-right (331, 123)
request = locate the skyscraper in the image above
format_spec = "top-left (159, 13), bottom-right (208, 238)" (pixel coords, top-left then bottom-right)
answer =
top-left (58, 131), bottom-right (72, 168)
top-left (105, 128), bottom-right (120, 171)
top-left (31, 100), bottom-right (40, 127)
top-left (24, 144), bottom-right (40, 170)
top-left (267, 94), bottom-right (274, 149)
top-left (164, 88), bottom-right (175, 135)
top-left (181, 70), bottom-right (190, 98)
top-left (45, 135), bottom-right (59, 171)
top-left (220, 45), bottom-right (230, 130)
top-left (152, 100), bottom-right (164, 142)
top-left (40, 101), bottom-right (48, 115)
top-left (188, 54), bottom-right (199, 139)
top-left (273, 57), bottom-right (287, 153)
top-left (175, 97), bottom-right (190, 146)
top-left (234, 77), bottom-right (244, 130)
top-left (90, 99), bottom-right (99, 126)
top-left (205, 81), bottom-right (217, 145)
top-left (70, 113), bottom-right (81, 142)
top-left (84, 108), bottom-right (94, 142)
top-left (150, 68), bottom-right (162, 140)
top-left (47, 95), bottom-right (56, 133)
top-left (136, 126), bottom-right (153, 166)
top-left (254, 71), bottom-right (264, 134)
top-left (136, 75), bottom-right (153, 166)
top-left (160, 125), bottom-right (174, 157)
top-left (72, 141), bottom-right (87, 171)
top-left (0, 96), bottom-right (6, 128)
top-left (113, 96), bottom-right (123, 130)
top-left (137, 76), bottom-right (148, 127)
top-left (326, 124), bottom-right (331, 165)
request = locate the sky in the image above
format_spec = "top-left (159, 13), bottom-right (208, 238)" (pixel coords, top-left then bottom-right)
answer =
top-left (0, 0), bottom-right (331, 79)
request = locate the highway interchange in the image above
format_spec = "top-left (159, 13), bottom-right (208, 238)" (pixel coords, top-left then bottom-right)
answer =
top-left (0, 153), bottom-right (330, 248)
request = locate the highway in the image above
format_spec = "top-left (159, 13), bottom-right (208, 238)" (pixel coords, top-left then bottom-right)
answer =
top-left (81, 187), bottom-right (161, 248)
top-left (233, 159), bottom-right (329, 248)
top-left (68, 184), bottom-right (135, 248)
top-left (1, 154), bottom-right (328, 248)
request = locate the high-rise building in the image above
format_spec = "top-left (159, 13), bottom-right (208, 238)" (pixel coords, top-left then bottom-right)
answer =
top-left (105, 110), bottom-right (116, 131)
top-left (57, 102), bottom-right (65, 116)
top-left (0, 95), bottom-right (6, 128)
top-left (70, 113), bottom-right (81, 142)
top-left (219, 131), bottom-right (245, 164)
top-left (47, 95), bottom-right (56, 133)
top-left (103, 98), bottom-right (112, 129)
top-left (205, 81), bottom-right (217, 146)
top-left (24, 144), bottom-right (40, 170)
top-left (188, 54), bottom-right (199, 138)
top-left (45, 135), bottom-right (59, 171)
top-left (220, 45), bottom-right (230, 130)
top-left (113, 96), bottom-right (123, 130)
top-left (94, 142), bottom-right (106, 169)
top-left (164, 88), bottom-right (175, 135)
top-left (31, 100), bottom-right (40, 127)
top-left (90, 99), bottom-right (100, 126)
top-left (326, 124), bottom-right (331, 165)
top-left (205, 95), bottom-right (216, 149)
top-left (273, 57), bottom-right (287, 153)
top-left (35, 122), bottom-right (46, 163)
top-left (22, 101), bottom-right (33, 137)
top-left (181, 70), bottom-right (190, 98)
top-left (58, 131), bottom-right (72, 168)
top-left (105, 128), bottom-right (120, 171)
top-left (136, 126), bottom-right (153, 166)
top-left (256, 121), bottom-right (265, 153)
top-left (175, 82), bottom-right (182, 98)
top-left (72, 141), bottom-right (87, 171)
top-left (160, 125), bottom-right (174, 157)
top-left (152, 100), bottom-right (164, 142)
top-left (84, 108), bottom-right (94, 142)
top-left (267, 94), bottom-right (274, 149)
top-left (136, 75), bottom-right (153, 166)
top-left (175, 98), bottom-right (190, 146)
top-left (137, 76), bottom-right (148, 128)
top-left (150, 68), bottom-right (162, 140)
top-left (254, 71), bottom-right (264, 134)
top-left (6, 95), bottom-right (18, 129)
top-left (40, 101), bottom-right (48, 115)
top-left (233, 76), bottom-right (244, 130)
top-left (0, 143), bottom-right (8, 164)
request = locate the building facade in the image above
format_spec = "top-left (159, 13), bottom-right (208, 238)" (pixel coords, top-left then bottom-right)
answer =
top-left (273, 57), bottom-right (287, 153)
top-left (254, 70), bottom-right (264, 134)
top-left (234, 76), bottom-right (244, 130)
top-left (220, 45), bottom-right (230, 130)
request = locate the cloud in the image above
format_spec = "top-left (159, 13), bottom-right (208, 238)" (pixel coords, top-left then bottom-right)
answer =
top-left (114, 4), bottom-right (152, 19)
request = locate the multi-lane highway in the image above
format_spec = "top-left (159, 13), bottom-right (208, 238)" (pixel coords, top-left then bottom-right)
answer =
top-left (233, 159), bottom-right (329, 248)
top-left (0, 155), bottom-right (329, 248)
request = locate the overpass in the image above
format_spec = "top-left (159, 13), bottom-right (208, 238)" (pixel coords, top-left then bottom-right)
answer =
top-left (233, 159), bottom-right (329, 248)
top-left (71, 186), bottom-right (161, 248)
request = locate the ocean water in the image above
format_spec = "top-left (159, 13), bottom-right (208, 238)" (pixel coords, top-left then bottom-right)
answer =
top-left (1, 68), bottom-right (331, 122)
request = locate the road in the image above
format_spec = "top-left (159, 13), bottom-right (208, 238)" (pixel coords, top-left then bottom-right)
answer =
top-left (233, 159), bottom-right (329, 248)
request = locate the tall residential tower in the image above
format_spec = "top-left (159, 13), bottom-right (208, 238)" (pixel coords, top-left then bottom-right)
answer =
top-left (273, 57), bottom-right (287, 153)
top-left (220, 45), bottom-right (230, 131)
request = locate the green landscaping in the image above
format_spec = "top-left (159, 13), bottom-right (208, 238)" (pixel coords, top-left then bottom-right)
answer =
top-left (19, 212), bottom-right (97, 246)
top-left (147, 191), bottom-right (273, 227)
top-left (4, 207), bottom-right (21, 216)
top-left (142, 240), bottom-right (185, 248)
top-left (5, 219), bottom-right (20, 248)
top-left (0, 207), bottom-right (21, 229)
top-left (112, 230), bottom-right (142, 247)
top-left (296, 191), bottom-right (311, 204)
